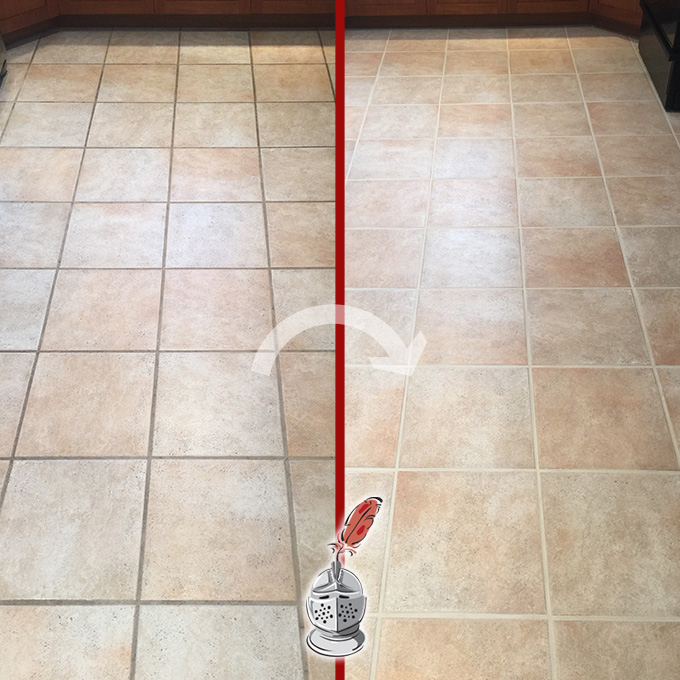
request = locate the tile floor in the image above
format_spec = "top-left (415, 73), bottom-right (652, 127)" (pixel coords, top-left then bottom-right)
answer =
top-left (0, 28), bottom-right (335, 680)
top-left (345, 25), bottom-right (680, 680)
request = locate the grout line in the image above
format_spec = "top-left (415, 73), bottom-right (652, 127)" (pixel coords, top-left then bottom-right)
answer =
top-left (4, 454), bottom-right (336, 462)
top-left (346, 467), bottom-right (680, 475)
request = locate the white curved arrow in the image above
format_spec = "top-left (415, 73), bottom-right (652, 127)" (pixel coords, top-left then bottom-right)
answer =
top-left (252, 304), bottom-right (426, 376)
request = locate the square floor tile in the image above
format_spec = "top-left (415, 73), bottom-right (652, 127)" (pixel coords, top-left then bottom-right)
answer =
top-left (511, 74), bottom-right (582, 102)
top-left (174, 103), bottom-right (257, 147)
top-left (429, 179), bottom-right (518, 227)
top-left (637, 289), bottom-right (680, 365)
top-left (166, 203), bottom-right (267, 268)
top-left (555, 620), bottom-right (680, 680)
top-left (350, 140), bottom-right (434, 180)
top-left (142, 459), bottom-right (295, 599)
top-left (421, 228), bottom-right (521, 287)
top-left (271, 268), bottom-right (334, 350)
top-left (0, 101), bottom-right (11, 131)
top-left (16, 353), bottom-right (155, 458)
top-left (0, 605), bottom-right (134, 680)
top-left (510, 50), bottom-right (575, 74)
top-left (87, 103), bottom-right (174, 147)
top-left (608, 177), bottom-right (680, 225)
top-left (251, 30), bottom-right (324, 64)
top-left (444, 51), bottom-right (508, 75)
top-left (161, 269), bottom-right (272, 350)
top-left (257, 102), bottom-right (334, 146)
top-left (153, 352), bottom-right (283, 457)
top-left (346, 180), bottom-right (429, 228)
top-left (362, 104), bottom-right (439, 139)
top-left (0, 353), bottom-right (33, 457)
top-left (253, 64), bottom-right (333, 101)
top-left (566, 25), bottom-right (632, 49)
top-left (62, 203), bottom-right (165, 268)
top-left (267, 202), bottom-right (334, 267)
top-left (523, 228), bottom-right (628, 287)
top-left (401, 367), bottom-right (534, 468)
top-left (588, 101), bottom-right (670, 135)
top-left (514, 103), bottom-right (590, 137)
top-left (438, 103), bottom-right (512, 137)
top-left (534, 368), bottom-right (676, 469)
top-left (33, 30), bottom-right (110, 64)
top-left (6, 39), bottom-right (38, 64)
top-left (179, 31), bottom-right (250, 64)
top-left (516, 137), bottom-right (600, 178)
top-left (441, 74), bottom-right (509, 104)
top-left (106, 30), bottom-right (179, 65)
top-left (280, 352), bottom-right (334, 458)
top-left (136, 605), bottom-right (303, 680)
top-left (375, 76), bottom-right (443, 105)
top-left (597, 135), bottom-right (680, 176)
top-left (76, 148), bottom-right (170, 201)
top-left (434, 138), bottom-right (515, 178)
top-left (376, 619), bottom-right (550, 680)
top-left (171, 148), bottom-right (261, 201)
top-left (177, 64), bottom-right (254, 102)
top-left (0, 203), bottom-right (70, 268)
top-left (19, 64), bottom-right (102, 102)
top-left (580, 72), bottom-right (655, 102)
top-left (384, 471), bottom-right (545, 612)
top-left (0, 148), bottom-right (82, 201)
top-left (620, 227), bottom-right (680, 287)
top-left (447, 28), bottom-right (508, 51)
top-left (42, 270), bottom-right (161, 351)
top-left (98, 65), bottom-right (176, 102)
top-left (417, 289), bottom-right (526, 365)
top-left (508, 26), bottom-right (568, 50)
top-left (346, 229), bottom-right (423, 288)
top-left (346, 367), bottom-right (404, 468)
top-left (659, 368), bottom-right (680, 442)
top-left (387, 28), bottom-right (447, 52)
top-left (346, 76), bottom-right (375, 105)
top-left (261, 147), bottom-right (334, 201)
top-left (519, 178), bottom-right (613, 227)
top-left (0, 64), bottom-right (28, 101)
top-left (542, 472), bottom-right (680, 615)
top-left (1, 102), bottom-right (93, 147)
top-left (527, 289), bottom-right (648, 365)
top-left (345, 52), bottom-right (382, 77)
top-left (572, 46), bottom-right (642, 73)
top-left (0, 270), bottom-right (54, 350)
top-left (0, 459), bottom-right (145, 599)
top-left (382, 52), bottom-right (445, 77)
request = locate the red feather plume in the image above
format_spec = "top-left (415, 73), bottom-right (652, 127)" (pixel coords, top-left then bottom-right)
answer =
top-left (331, 497), bottom-right (383, 557)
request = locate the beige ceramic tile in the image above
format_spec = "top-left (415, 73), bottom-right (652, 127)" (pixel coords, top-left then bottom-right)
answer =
top-left (257, 102), bottom-right (334, 146)
top-left (88, 102), bottom-right (174, 147)
top-left (376, 619), bottom-right (550, 680)
top-left (658, 368), bottom-right (680, 441)
top-left (136, 605), bottom-right (303, 680)
top-left (166, 203), bottom-right (267, 268)
top-left (153, 352), bottom-right (283, 457)
top-left (17, 353), bottom-right (154, 459)
top-left (516, 137), bottom-right (600, 178)
top-left (177, 64), bottom-right (253, 102)
top-left (350, 140), bottom-right (434, 180)
top-left (384, 471), bottom-right (545, 612)
top-left (345, 105), bottom-right (364, 140)
top-left (0, 270), bottom-right (54, 350)
top-left (0, 459), bottom-right (145, 599)
top-left (251, 30), bottom-right (324, 63)
top-left (253, 64), bottom-right (333, 102)
top-left (98, 65), bottom-right (176, 102)
top-left (174, 102), bottom-right (257, 147)
top-left (588, 101), bottom-right (671, 135)
top-left (429, 179), bottom-right (518, 227)
top-left (0, 353), bottom-right (33, 457)
top-left (43, 270), bottom-right (161, 351)
top-left (580, 72), bottom-right (655, 101)
top-left (608, 177), bottom-right (680, 225)
top-left (519, 178), bottom-right (613, 227)
top-left (161, 269), bottom-right (272, 350)
top-left (523, 228), bottom-right (628, 287)
top-left (508, 26), bottom-right (568, 50)
top-left (0, 148), bottom-right (82, 201)
top-left (514, 102), bottom-right (590, 137)
top-left (346, 179), bottom-right (430, 228)
top-left (597, 135), bottom-right (680, 176)
top-left (441, 74), bottom-right (510, 104)
top-left (171, 148), bottom-right (261, 201)
top-left (6, 39), bottom-right (38, 64)
top-left (447, 27), bottom-right (508, 51)
top-left (417, 289), bottom-right (526, 365)
top-left (527, 289), bottom-right (648, 365)
top-left (33, 30), bottom-right (110, 64)
top-left (142, 459), bottom-right (295, 600)
top-left (566, 25), bottom-right (632, 49)
top-left (510, 74), bottom-right (582, 102)
top-left (267, 202), bottom-right (335, 267)
top-left (0, 101), bottom-right (11, 132)
top-left (345, 52), bottom-right (381, 77)
top-left (620, 227), bottom-right (680, 287)
top-left (106, 30), bottom-right (179, 64)
top-left (387, 28), bottom-right (447, 52)
top-left (542, 472), bottom-right (680, 615)
top-left (434, 138), bottom-right (515, 178)
top-left (401, 367), bottom-right (533, 468)
top-left (572, 46), bottom-right (642, 73)
top-left (0, 203), bottom-right (70, 268)
top-left (346, 367), bottom-right (404, 468)
top-left (319, 29), bottom-right (335, 63)
top-left (362, 104), bottom-right (439, 139)
top-left (373, 76), bottom-right (442, 104)
top-left (76, 148), bottom-right (170, 201)
top-left (0, 606), bottom-right (134, 680)
top-left (0, 64), bottom-right (28, 101)
top-left (555, 621), bottom-right (680, 680)
top-left (381, 52), bottom-right (445, 77)
top-left (438, 103), bottom-right (512, 137)
top-left (261, 147), bottom-right (334, 201)
top-left (1, 102), bottom-right (92, 147)
top-left (346, 76), bottom-right (376, 105)
top-left (346, 29), bottom-right (388, 52)
top-left (637, 289), bottom-right (680, 365)
top-left (510, 50), bottom-right (575, 74)
top-left (179, 31), bottom-right (250, 64)
top-left (280, 352), bottom-right (334, 458)
top-left (445, 51), bottom-right (508, 75)
top-left (534, 368), bottom-right (676, 469)
top-left (421, 228), bottom-right (521, 287)
top-left (272, 268), bottom-right (334, 350)
top-left (346, 229), bottom-right (423, 288)
top-left (345, 617), bottom-right (376, 680)
top-left (62, 203), bottom-right (165, 268)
